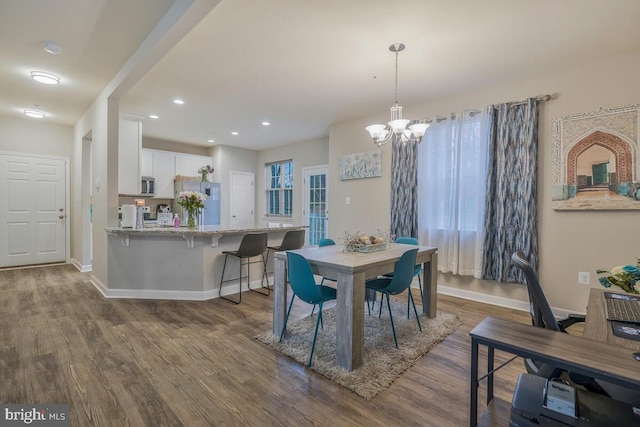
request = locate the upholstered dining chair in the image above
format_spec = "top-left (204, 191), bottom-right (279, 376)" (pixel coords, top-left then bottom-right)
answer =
top-left (280, 251), bottom-right (337, 367)
top-left (365, 248), bottom-right (422, 348)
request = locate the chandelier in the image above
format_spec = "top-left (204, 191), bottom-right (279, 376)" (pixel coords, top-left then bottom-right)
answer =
top-left (365, 43), bottom-right (429, 147)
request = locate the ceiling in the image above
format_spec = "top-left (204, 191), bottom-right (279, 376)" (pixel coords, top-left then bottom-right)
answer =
top-left (3, 1), bottom-right (640, 151)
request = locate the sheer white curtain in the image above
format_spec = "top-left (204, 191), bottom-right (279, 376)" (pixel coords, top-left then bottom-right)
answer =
top-left (417, 109), bottom-right (491, 278)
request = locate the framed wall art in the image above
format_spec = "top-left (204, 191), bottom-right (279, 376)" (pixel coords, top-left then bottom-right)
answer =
top-left (551, 104), bottom-right (640, 210)
top-left (339, 150), bottom-right (381, 180)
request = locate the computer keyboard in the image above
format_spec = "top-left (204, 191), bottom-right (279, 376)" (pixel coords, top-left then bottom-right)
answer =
top-left (605, 295), bottom-right (640, 323)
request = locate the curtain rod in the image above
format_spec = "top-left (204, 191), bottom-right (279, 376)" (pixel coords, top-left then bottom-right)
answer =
top-left (509, 94), bottom-right (553, 106)
top-left (423, 94), bottom-right (554, 123)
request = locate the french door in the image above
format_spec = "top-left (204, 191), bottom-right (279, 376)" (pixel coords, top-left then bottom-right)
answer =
top-left (303, 165), bottom-right (328, 245)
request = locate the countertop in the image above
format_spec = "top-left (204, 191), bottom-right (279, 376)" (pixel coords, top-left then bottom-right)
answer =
top-left (105, 223), bottom-right (306, 236)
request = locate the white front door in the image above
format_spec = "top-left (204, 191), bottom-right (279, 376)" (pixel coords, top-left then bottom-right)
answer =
top-left (303, 165), bottom-right (329, 245)
top-left (0, 154), bottom-right (67, 268)
top-left (230, 171), bottom-right (254, 229)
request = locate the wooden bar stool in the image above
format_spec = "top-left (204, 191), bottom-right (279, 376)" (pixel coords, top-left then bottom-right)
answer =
top-left (218, 232), bottom-right (268, 304)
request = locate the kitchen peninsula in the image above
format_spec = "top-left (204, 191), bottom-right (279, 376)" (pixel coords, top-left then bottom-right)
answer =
top-left (105, 224), bottom-right (306, 300)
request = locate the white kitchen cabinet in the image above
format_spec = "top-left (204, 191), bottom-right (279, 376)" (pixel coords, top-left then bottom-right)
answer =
top-left (118, 118), bottom-right (142, 195)
top-left (175, 154), bottom-right (212, 178)
top-left (152, 150), bottom-right (176, 198)
top-left (141, 149), bottom-right (153, 177)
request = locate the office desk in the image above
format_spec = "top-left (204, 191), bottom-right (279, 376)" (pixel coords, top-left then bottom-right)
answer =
top-left (584, 288), bottom-right (640, 351)
top-left (273, 243), bottom-right (438, 371)
top-left (469, 316), bottom-right (640, 426)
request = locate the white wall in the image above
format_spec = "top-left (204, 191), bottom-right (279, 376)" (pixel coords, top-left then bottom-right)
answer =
top-left (329, 48), bottom-right (640, 313)
top-left (0, 116), bottom-right (73, 158)
top-left (73, 96), bottom-right (119, 287)
top-left (213, 144), bottom-right (258, 228)
top-left (256, 137), bottom-right (329, 226)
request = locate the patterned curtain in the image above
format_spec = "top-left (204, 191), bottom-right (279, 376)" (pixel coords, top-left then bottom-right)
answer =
top-left (390, 140), bottom-right (418, 238)
top-left (481, 98), bottom-right (539, 283)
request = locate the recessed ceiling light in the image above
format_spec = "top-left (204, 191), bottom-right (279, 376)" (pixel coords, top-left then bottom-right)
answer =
top-left (207, 139), bottom-right (215, 143)
top-left (149, 115), bottom-right (159, 119)
top-left (262, 121), bottom-right (270, 126)
top-left (24, 109), bottom-right (45, 118)
top-left (42, 41), bottom-right (62, 55)
top-left (31, 71), bottom-right (60, 85)
top-left (231, 131), bottom-right (239, 136)
top-left (173, 99), bottom-right (184, 105)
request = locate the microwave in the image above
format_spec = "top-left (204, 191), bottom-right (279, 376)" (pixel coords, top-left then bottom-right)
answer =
top-left (141, 176), bottom-right (155, 195)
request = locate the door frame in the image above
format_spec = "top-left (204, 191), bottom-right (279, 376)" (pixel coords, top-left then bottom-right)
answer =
top-left (302, 164), bottom-right (329, 246)
top-left (0, 150), bottom-right (71, 268)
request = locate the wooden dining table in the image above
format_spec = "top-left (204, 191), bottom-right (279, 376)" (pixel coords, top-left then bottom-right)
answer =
top-left (273, 243), bottom-right (438, 371)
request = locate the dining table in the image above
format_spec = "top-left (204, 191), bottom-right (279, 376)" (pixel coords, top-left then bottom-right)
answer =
top-left (273, 242), bottom-right (438, 371)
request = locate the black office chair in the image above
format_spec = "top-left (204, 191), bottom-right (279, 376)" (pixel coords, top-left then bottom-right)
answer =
top-left (511, 251), bottom-right (608, 395)
top-left (265, 229), bottom-right (306, 285)
top-left (218, 233), bottom-right (268, 304)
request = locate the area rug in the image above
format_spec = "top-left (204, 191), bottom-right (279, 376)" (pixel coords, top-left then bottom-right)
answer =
top-left (255, 300), bottom-right (461, 400)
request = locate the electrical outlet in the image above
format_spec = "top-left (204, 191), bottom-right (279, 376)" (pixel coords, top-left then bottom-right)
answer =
top-left (578, 271), bottom-right (590, 285)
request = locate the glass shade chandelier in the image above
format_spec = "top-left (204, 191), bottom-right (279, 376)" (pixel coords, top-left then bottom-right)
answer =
top-left (366, 43), bottom-right (429, 147)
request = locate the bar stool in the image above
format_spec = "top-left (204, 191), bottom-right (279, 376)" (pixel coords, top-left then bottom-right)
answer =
top-left (218, 232), bottom-right (268, 304)
top-left (265, 229), bottom-right (306, 285)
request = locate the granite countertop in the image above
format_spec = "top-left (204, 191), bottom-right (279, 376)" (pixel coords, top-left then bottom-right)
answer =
top-left (105, 223), bottom-right (306, 236)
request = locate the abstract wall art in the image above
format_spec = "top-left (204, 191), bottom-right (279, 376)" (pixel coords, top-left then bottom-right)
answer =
top-left (339, 150), bottom-right (382, 181)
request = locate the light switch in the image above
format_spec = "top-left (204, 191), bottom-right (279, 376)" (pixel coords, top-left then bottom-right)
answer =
top-left (345, 196), bottom-right (351, 205)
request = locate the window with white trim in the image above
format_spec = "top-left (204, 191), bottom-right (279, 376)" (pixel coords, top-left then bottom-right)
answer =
top-left (266, 160), bottom-right (293, 216)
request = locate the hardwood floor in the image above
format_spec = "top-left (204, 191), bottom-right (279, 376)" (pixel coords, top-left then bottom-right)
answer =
top-left (0, 264), bottom-right (534, 426)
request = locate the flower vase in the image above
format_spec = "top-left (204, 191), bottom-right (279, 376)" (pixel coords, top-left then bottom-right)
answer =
top-left (187, 209), bottom-right (196, 228)
top-left (201, 172), bottom-right (208, 182)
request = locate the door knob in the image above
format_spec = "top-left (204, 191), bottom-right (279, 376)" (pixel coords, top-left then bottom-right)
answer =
top-left (59, 208), bottom-right (64, 212)
top-left (59, 215), bottom-right (65, 219)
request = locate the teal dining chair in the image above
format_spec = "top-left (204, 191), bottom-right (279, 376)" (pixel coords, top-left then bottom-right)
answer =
top-left (365, 248), bottom-right (422, 348)
top-left (312, 237), bottom-right (337, 316)
top-left (280, 252), bottom-right (337, 367)
top-left (317, 238), bottom-right (336, 285)
top-left (373, 236), bottom-right (423, 317)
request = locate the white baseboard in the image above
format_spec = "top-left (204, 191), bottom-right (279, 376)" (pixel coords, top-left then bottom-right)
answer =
top-left (93, 278), bottom-right (268, 301)
top-left (89, 276), bottom-right (108, 297)
top-left (436, 284), bottom-right (583, 318)
top-left (70, 258), bottom-right (92, 272)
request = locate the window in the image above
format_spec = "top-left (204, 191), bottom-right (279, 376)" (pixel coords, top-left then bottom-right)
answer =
top-left (417, 110), bottom-right (490, 277)
top-left (266, 160), bottom-right (293, 216)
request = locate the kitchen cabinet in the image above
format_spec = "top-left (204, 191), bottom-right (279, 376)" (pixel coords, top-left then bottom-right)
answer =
top-left (141, 149), bottom-right (153, 177)
top-left (118, 118), bottom-right (142, 195)
top-left (175, 153), bottom-right (212, 179)
top-left (152, 150), bottom-right (175, 198)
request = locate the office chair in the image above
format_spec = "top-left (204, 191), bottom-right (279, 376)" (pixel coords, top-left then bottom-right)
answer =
top-left (511, 251), bottom-right (608, 395)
